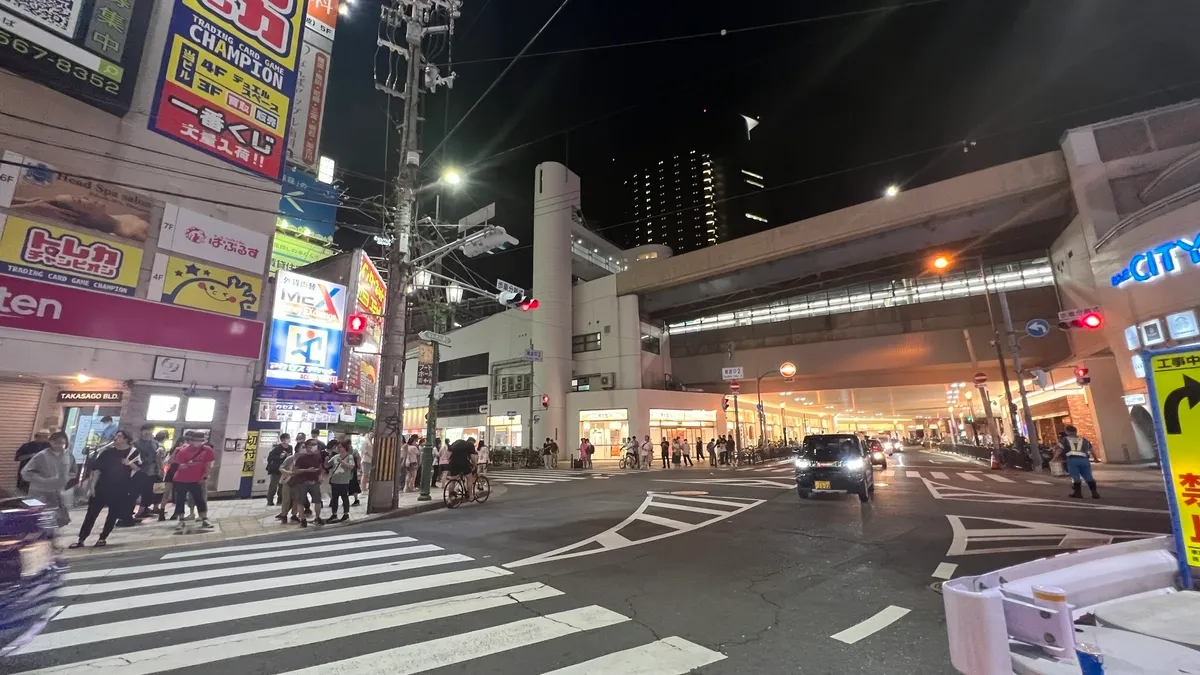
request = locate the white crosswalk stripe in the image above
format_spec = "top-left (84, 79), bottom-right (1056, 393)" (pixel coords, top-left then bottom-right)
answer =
top-left (882, 470), bottom-right (1062, 486)
top-left (488, 470), bottom-right (593, 488)
top-left (10, 531), bottom-right (726, 674)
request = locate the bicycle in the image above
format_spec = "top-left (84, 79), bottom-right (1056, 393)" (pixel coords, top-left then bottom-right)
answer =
top-left (619, 452), bottom-right (638, 470)
top-left (443, 469), bottom-right (491, 509)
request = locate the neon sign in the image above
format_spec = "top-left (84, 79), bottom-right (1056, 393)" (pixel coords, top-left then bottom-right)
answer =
top-left (1111, 237), bottom-right (1200, 287)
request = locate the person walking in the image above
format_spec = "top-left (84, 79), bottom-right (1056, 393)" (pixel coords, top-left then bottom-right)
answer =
top-left (1059, 425), bottom-right (1100, 499)
top-left (435, 438), bottom-right (450, 487)
top-left (70, 431), bottom-right (134, 548)
top-left (21, 431), bottom-right (76, 527)
top-left (14, 429), bottom-right (50, 494)
top-left (326, 441), bottom-right (355, 521)
top-left (172, 432), bottom-right (215, 531)
top-left (476, 437), bottom-right (490, 476)
top-left (542, 438), bottom-right (553, 469)
top-left (681, 438), bottom-right (693, 467)
top-left (265, 433), bottom-right (292, 507)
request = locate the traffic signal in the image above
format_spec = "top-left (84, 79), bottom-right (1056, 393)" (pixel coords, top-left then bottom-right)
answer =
top-left (520, 297), bottom-right (540, 311)
top-left (463, 226), bottom-right (519, 257)
top-left (541, 394), bottom-right (550, 409)
top-left (722, 396), bottom-right (730, 412)
top-left (1075, 366), bottom-right (1091, 386)
top-left (1059, 311), bottom-right (1104, 331)
top-left (346, 314), bottom-right (367, 347)
top-left (498, 290), bottom-right (539, 311)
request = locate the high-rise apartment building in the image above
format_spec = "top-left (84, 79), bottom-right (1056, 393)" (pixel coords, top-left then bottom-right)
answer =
top-left (623, 152), bottom-right (771, 254)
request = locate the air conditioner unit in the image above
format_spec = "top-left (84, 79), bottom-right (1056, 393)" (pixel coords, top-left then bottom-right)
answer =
top-left (599, 373), bottom-right (616, 390)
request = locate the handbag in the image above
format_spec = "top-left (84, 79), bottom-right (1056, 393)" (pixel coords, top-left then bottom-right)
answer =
top-left (1050, 462), bottom-right (1066, 477)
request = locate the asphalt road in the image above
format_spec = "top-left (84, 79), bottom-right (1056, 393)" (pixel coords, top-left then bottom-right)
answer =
top-left (10, 449), bottom-right (1172, 674)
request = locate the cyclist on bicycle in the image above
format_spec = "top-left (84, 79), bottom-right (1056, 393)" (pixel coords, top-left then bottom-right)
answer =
top-left (448, 436), bottom-right (478, 497)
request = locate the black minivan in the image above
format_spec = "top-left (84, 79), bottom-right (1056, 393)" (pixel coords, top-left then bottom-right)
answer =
top-left (794, 434), bottom-right (875, 502)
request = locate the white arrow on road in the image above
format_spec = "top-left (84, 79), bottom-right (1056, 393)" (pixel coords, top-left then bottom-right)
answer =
top-left (920, 478), bottom-right (1167, 514)
top-left (652, 478), bottom-right (795, 489)
top-left (505, 492), bottom-right (765, 568)
top-left (945, 515), bottom-right (1162, 557)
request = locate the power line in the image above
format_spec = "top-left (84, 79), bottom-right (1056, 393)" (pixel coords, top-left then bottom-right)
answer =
top-left (441, 0), bottom-right (953, 67)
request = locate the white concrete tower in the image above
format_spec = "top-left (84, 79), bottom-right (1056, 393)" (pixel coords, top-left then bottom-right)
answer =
top-left (531, 162), bottom-right (579, 454)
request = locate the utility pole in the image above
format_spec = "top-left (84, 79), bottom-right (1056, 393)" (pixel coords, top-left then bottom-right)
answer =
top-left (998, 291), bottom-right (1040, 461)
top-left (369, 0), bottom-right (462, 512)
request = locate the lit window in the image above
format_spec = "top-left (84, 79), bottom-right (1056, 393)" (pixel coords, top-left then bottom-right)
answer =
top-left (147, 395), bottom-right (181, 422)
top-left (186, 397), bottom-right (217, 422)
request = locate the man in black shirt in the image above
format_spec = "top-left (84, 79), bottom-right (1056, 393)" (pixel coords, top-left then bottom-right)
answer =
top-left (15, 430), bottom-right (50, 494)
top-left (448, 436), bottom-right (478, 497)
top-left (264, 433), bottom-right (292, 506)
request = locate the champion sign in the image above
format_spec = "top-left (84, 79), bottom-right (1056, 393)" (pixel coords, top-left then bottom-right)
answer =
top-left (1111, 237), bottom-right (1200, 287)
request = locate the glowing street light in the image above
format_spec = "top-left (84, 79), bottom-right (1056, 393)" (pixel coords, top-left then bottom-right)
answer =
top-left (884, 184), bottom-right (900, 198)
top-left (442, 169), bottom-right (463, 186)
top-left (932, 255), bottom-right (951, 271)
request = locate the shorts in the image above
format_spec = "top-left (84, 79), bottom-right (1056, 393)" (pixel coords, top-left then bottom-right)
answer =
top-left (449, 459), bottom-right (472, 477)
top-left (293, 482), bottom-right (322, 507)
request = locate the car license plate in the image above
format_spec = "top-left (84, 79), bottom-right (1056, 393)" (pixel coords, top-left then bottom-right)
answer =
top-left (815, 480), bottom-right (832, 490)
top-left (20, 541), bottom-right (52, 578)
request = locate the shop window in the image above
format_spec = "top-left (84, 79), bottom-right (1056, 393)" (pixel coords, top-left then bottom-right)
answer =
top-left (147, 395), bottom-right (181, 422)
top-left (439, 353), bottom-right (489, 382)
top-left (186, 397), bottom-right (217, 423)
top-left (572, 332), bottom-right (601, 353)
top-left (641, 334), bottom-right (661, 354)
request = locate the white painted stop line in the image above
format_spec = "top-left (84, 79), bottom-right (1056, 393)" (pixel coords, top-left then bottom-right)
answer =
top-left (830, 606), bottom-right (911, 644)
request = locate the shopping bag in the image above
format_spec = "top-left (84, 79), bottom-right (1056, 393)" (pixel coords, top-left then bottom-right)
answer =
top-left (1050, 462), bottom-right (1066, 478)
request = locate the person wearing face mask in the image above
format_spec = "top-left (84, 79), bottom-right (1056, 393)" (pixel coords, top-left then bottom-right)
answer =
top-left (70, 429), bottom-right (135, 548)
top-left (21, 431), bottom-right (77, 527)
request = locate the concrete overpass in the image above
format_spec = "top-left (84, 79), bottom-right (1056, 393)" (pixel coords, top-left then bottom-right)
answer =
top-left (616, 151), bottom-right (1072, 322)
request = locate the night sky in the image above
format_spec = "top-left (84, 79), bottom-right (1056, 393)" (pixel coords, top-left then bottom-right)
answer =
top-left (323, 0), bottom-right (1200, 291)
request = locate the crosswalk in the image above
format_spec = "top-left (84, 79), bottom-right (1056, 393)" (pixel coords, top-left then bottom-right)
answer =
top-left (725, 461), bottom-right (1059, 486)
top-left (12, 530), bottom-right (727, 674)
top-left (488, 469), bottom-right (598, 487)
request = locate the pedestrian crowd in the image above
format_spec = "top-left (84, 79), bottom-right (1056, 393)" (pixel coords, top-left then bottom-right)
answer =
top-left (618, 435), bottom-right (737, 469)
top-left (265, 431), bottom-right (376, 527)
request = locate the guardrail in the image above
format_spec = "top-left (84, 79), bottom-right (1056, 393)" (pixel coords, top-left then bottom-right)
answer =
top-left (937, 443), bottom-right (992, 463)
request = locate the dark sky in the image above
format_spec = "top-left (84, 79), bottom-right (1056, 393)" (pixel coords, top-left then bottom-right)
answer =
top-left (322, 0), bottom-right (1200, 291)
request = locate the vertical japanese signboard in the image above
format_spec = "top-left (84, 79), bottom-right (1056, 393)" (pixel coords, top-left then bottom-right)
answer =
top-left (149, 0), bottom-right (307, 180)
top-left (0, 0), bottom-right (152, 116)
top-left (1145, 347), bottom-right (1200, 587)
top-left (304, 0), bottom-right (338, 41)
top-left (286, 41), bottom-right (330, 172)
top-left (344, 251), bottom-right (384, 411)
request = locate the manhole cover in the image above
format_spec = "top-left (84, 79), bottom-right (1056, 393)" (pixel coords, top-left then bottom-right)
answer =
top-left (670, 490), bottom-right (708, 496)
top-left (930, 581), bottom-right (944, 595)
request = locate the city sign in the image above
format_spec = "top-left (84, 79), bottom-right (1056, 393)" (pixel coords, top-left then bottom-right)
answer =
top-left (0, 1), bottom-right (153, 116)
top-left (159, 205), bottom-right (268, 275)
top-left (57, 391), bottom-right (123, 403)
top-left (779, 361), bottom-right (797, 378)
top-left (973, 372), bottom-right (987, 386)
top-left (722, 366), bottom-right (744, 381)
top-left (496, 278), bottom-right (524, 297)
top-left (730, 381), bottom-right (741, 394)
top-left (280, 168), bottom-right (339, 239)
top-left (524, 349), bottom-right (544, 362)
top-left (1025, 318), bottom-right (1051, 338)
top-left (1111, 237), bottom-right (1200, 287)
top-left (419, 330), bottom-right (451, 347)
top-left (0, 216), bottom-right (142, 296)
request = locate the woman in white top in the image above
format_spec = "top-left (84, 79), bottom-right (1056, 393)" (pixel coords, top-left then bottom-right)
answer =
top-left (476, 438), bottom-right (490, 475)
top-left (435, 439), bottom-right (451, 487)
top-left (404, 434), bottom-right (420, 492)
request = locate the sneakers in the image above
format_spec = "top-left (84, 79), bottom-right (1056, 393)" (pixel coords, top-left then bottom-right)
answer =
top-left (314, 517), bottom-right (326, 526)
top-left (200, 520), bottom-right (214, 529)
top-left (339, 514), bottom-right (349, 522)
top-left (290, 515), bottom-right (301, 523)
top-left (275, 514), bottom-right (287, 522)
top-left (299, 519), bottom-right (308, 528)
top-left (266, 501), bottom-right (275, 507)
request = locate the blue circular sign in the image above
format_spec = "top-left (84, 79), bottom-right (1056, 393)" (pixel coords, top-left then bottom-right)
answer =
top-left (1026, 318), bottom-right (1051, 338)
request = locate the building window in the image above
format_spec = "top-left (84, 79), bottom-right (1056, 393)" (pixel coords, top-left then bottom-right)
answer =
top-left (439, 353), bottom-right (489, 382)
top-left (641, 334), bottom-right (661, 354)
top-left (147, 395), bottom-right (181, 422)
top-left (185, 398), bottom-right (216, 423)
top-left (435, 387), bottom-right (489, 418)
top-left (573, 333), bottom-right (602, 353)
top-left (496, 373), bottom-right (532, 399)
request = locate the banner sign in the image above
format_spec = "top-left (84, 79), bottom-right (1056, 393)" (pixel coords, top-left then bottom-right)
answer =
top-left (148, 0), bottom-right (306, 180)
top-left (147, 253), bottom-right (262, 319)
top-left (344, 252), bottom-right (384, 410)
top-left (280, 167), bottom-right (337, 238)
top-left (304, 0), bottom-right (338, 42)
top-left (287, 41), bottom-right (330, 172)
top-left (265, 270), bottom-right (346, 387)
top-left (0, 272), bottom-right (264, 359)
top-left (1145, 346), bottom-right (1200, 587)
top-left (416, 343), bottom-right (434, 387)
top-left (270, 228), bottom-right (333, 274)
top-left (2, 151), bottom-right (155, 242)
top-left (160, 204), bottom-right (269, 274)
top-left (56, 390), bottom-right (122, 403)
top-left (0, 216), bottom-right (142, 295)
top-left (0, 1), bottom-right (153, 116)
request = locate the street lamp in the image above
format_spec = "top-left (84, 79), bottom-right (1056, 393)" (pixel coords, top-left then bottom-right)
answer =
top-left (445, 281), bottom-right (464, 304)
top-left (884, 184), bottom-right (900, 198)
top-left (441, 168), bottom-right (463, 186)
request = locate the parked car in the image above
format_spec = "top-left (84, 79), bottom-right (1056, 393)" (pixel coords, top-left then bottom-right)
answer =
top-left (795, 434), bottom-right (876, 502)
top-left (0, 491), bottom-right (63, 657)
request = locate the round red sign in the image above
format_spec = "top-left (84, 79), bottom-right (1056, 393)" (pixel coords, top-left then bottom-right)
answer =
top-left (730, 381), bottom-right (741, 393)
top-left (973, 372), bottom-right (987, 385)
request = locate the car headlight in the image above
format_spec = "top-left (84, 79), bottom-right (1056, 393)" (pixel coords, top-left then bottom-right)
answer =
top-left (794, 458), bottom-right (813, 470)
top-left (844, 458), bottom-right (865, 471)
top-left (872, 452), bottom-right (883, 460)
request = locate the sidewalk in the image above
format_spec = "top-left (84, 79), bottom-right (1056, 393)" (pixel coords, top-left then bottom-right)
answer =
top-left (56, 489), bottom-right (444, 559)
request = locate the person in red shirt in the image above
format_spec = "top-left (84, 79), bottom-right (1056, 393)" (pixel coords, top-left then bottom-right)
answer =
top-left (172, 431), bottom-right (215, 531)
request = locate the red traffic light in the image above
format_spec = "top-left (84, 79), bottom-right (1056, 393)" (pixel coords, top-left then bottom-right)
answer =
top-left (1074, 367), bottom-right (1088, 378)
top-left (541, 394), bottom-right (549, 408)
top-left (1080, 312), bottom-right (1103, 329)
top-left (520, 298), bottom-right (540, 311)
top-left (347, 314), bottom-right (368, 332)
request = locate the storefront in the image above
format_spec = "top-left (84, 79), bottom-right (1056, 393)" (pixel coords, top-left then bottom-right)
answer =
top-left (580, 409), bottom-right (630, 458)
top-left (487, 414), bottom-right (524, 450)
top-left (650, 408), bottom-right (716, 448)
top-left (254, 387), bottom-right (358, 440)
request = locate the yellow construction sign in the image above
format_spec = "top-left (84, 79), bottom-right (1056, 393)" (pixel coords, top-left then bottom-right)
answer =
top-left (1148, 349), bottom-right (1200, 569)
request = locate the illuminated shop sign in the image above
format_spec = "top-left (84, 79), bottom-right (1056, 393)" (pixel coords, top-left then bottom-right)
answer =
top-left (1111, 237), bottom-right (1200, 287)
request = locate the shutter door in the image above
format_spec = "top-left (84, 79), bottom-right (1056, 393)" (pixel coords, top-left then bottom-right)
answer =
top-left (0, 382), bottom-right (44, 493)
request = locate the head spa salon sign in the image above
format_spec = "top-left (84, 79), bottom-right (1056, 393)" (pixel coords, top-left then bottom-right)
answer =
top-left (1111, 236), bottom-right (1200, 287)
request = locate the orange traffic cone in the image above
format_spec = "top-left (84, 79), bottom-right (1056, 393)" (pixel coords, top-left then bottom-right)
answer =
top-left (990, 452), bottom-right (1000, 470)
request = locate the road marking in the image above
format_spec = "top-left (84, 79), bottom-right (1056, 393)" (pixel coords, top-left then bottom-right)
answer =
top-left (64, 545), bottom-right (449, 596)
top-left (932, 562), bottom-right (958, 579)
top-left (945, 515), bottom-right (1162, 557)
top-left (506, 492), bottom-right (765, 568)
top-left (652, 494), bottom-right (754, 508)
top-left (830, 606), bottom-right (911, 644)
top-left (1028, 480), bottom-right (1051, 485)
top-left (646, 501), bottom-right (730, 516)
top-left (53, 551), bottom-right (465, 619)
top-left (274, 606), bottom-right (630, 675)
top-left (539, 636), bottom-right (727, 674)
top-left (880, 470), bottom-right (894, 478)
top-left (65, 536), bottom-right (417, 581)
top-left (24, 565), bottom-right (512, 654)
top-left (27, 583), bottom-right (561, 675)
top-left (497, 481), bottom-right (541, 486)
top-left (653, 478), bottom-right (794, 489)
top-left (906, 470), bottom-right (921, 478)
top-left (960, 473), bottom-right (983, 482)
top-left (160, 530), bottom-right (399, 559)
top-left (985, 474), bottom-right (1015, 483)
top-left (931, 472), bottom-right (949, 479)
top-left (920, 477), bottom-right (1167, 513)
